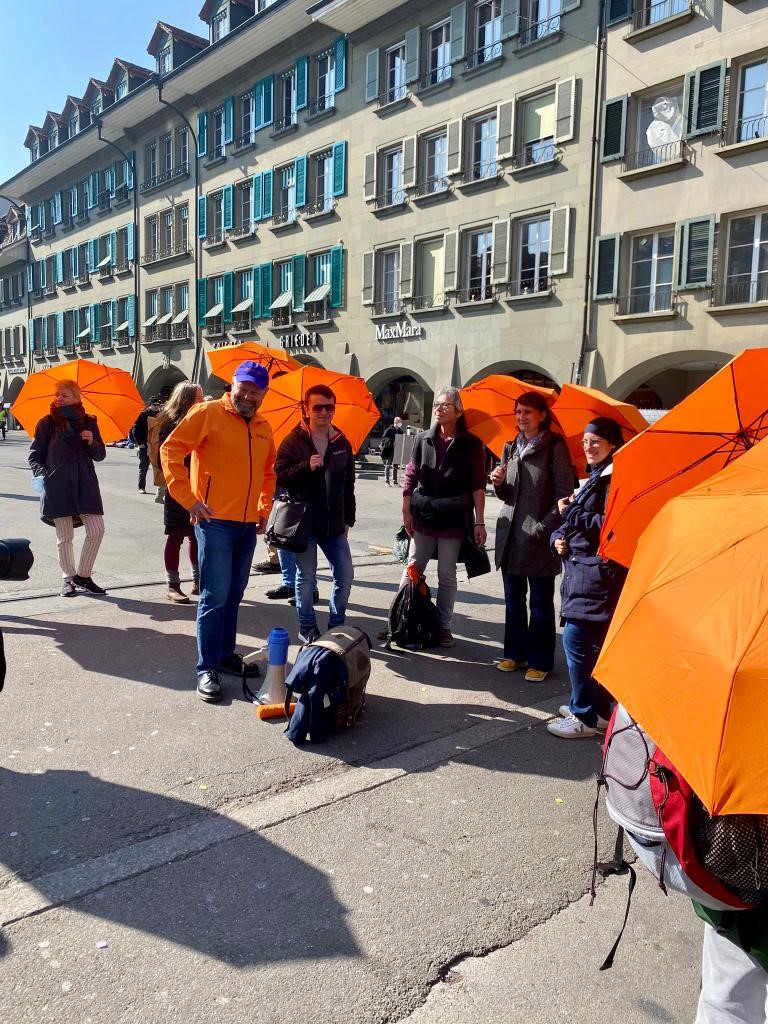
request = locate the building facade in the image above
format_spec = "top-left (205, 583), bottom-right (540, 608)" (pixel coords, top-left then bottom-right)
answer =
top-left (1, 0), bottom-right (766, 429)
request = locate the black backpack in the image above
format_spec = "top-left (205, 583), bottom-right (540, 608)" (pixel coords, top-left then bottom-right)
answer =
top-left (385, 574), bottom-right (442, 650)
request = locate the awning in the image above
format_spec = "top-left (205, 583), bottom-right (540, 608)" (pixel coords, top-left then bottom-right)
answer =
top-left (205, 303), bottom-right (223, 318)
top-left (77, 327), bottom-right (90, 338)
top-left (304, 282), bottom-right (330, 304)
top-left (116, 321), bottom-right (130, 331)
top-left (231, 297), bottom-right (253, 313)
top-left (97, 255), bottom-right (112, 269)
top-left (172, 309), bottom-right (189, 324)
top-left (157, 312), bottom-right (174, 325)
top-left (270, 290), bottom-right (292, 310)
top-left (143, 314), bottom-right (158, 328)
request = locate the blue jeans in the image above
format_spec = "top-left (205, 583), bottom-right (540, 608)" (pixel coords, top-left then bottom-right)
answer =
top-left (562, 618), bottom-right (612, 728)
top-left (502, 574), bottom-right (556, 670)
top-left (194, 519), bottom-right (258, 674)
top-left (295, 533), bottom-right (354, 633)
top-left (277, 547), bottom-right (296, 589)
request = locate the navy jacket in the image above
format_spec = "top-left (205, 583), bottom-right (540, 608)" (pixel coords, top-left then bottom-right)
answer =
top-left (275, 423), bottom-right (355, 539)
top-left (29, 414), bottom-right (106, 523)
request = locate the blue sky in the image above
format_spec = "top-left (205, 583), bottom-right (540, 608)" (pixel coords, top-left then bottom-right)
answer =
top-left (0, 1), bottom-right (205, 188)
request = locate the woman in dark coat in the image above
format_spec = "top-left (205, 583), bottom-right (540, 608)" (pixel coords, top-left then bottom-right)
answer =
top-left (547, 416), bottom-right (627, 739)
top-left (28, 378), bottom-right (107, 598)
top-left (491, 392), bottom-right (573, 681)
top-left (155, 381), bottom-right (203, 603)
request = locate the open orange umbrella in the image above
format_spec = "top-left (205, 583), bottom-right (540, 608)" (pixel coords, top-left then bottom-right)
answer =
top-left (11, 359), bottom-right (144, 444)
top-left (551, 384), bottom-right (647, 469)
top-left (207, 342), bottom-right (300, 383)
top-left (599, 349), bottom-right (768, 568)
top-left (594, 437), bottom-right (768, 815)
top-left (459, 375), bottom-right (556, 459)
top-left (259, 366), bottom-right (380, 453)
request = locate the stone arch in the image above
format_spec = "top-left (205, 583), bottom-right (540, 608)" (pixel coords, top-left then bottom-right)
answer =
top-left (365, 364), bottom-right (434, 433)
top-left (463, 359), bottom-right (560, 388)
top-left (142, 365), bottom-right (188, 402)
top-left (608, 351), bottom-right (732, 408)
top-left (292, 353), bottom-right (324, 368)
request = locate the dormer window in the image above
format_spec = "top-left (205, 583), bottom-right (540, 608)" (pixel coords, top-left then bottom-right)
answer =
top-left (211, 8), bottom-right (228, 42)
top-left (48, 128), bottom-right (58, 151)
top-left (91, 99), bottom-right (101, 118)
top-left (115, 77), bottom-right (127, 101)
top-left (69, 115), bottom-right (79, 137)
top-left (31, 142), bottom-right (39, 162)
top-left (158, 46), bottom-right (171, 76)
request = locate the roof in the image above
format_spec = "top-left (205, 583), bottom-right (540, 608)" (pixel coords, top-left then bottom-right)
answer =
top-left (82, 78), bottom-right (114, 104)
top-left (106, 59), bottom-right (153, 90)
top-left (147, 21), bottom-right (209, 56)
top-left (198, 0), bottom-right (254, 22)
top-left (24, 126), bottom-right (43, 147)
top-left (61, 96), bottom-right (88, 114)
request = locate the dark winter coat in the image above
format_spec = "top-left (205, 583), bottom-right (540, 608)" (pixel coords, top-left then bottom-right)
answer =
top-left (408, 425), bottom-right (486, 534)
top-left (130, 407), bottom-right (153, 446)
top-left (275, 423), bottom-right (355, 540)
top-left (549, 462), bottom-right (627, 622)
top-left (380, 424), bottom-right (402, 461)
top-left (29, 414), bottom-right (106, 523)
top-left (494, 432), bottom-right (573, 577)
top-left (159, 420), bottom-right (193, 536)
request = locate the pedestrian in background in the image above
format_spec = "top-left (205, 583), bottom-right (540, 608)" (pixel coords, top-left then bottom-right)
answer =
top-left (0, 406), bottom-right (7, 440)
top-left (401, 387), bottom-right (486, 649)
top-left (161, 361), bottom-right (276, 702)
top-left (28, 378), bottom-right (107, 598)
top-left (130, 396), bottom-right (161, 494)
top-left (380, 416), bottom-right (403, 487)
top-left (491, 392), bottom-right (573, 682)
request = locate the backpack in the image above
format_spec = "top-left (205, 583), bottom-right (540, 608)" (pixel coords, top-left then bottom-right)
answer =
top-left (385, 574), bottom-right (442, 650)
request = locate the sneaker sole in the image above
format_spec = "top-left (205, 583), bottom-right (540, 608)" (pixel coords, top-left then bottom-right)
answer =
top-left (197, 690), bottom-right (222, 703)
top-left (546, 725), bottom-right (597, 739)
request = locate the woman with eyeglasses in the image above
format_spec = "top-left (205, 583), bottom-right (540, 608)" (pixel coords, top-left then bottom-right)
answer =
top-left (547, 416), bottom-right (628, 739)
top-left (401, 387), bottom-right (486, 648)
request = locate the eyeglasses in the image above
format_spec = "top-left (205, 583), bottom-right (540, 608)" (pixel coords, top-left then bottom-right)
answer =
top-left (433, 402), bottom-right (456, 411)
top-left (582, 439), bottom-right (607, 449)
top-left (310, 403), bottom-right (335, 413)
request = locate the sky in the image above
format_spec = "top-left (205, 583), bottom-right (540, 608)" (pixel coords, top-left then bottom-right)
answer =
top-left (0, 0), bottom-right (206, 188)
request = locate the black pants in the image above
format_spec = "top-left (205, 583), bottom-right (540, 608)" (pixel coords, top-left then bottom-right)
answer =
top-left (137, 446), bottom-right (150, 489)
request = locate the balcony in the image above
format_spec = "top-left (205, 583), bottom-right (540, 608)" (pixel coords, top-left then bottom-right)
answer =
top-left (230, 310), bottom-right (253, 335)
top-left (142, 243), bottom-right (192, 267)
top-left (417, 66), bottom-right (453, 96)
top-left (44, 283), bottom-right (57, 298)
top-left (459, 161), bottom-right (504, 190)
top-left (171, 320), bottom-right (190, 341)
top-left (511, 142), bottom-right (561, 175)
top-left (505, 276), bottom-right (554, 302)
top-left (114, 260), bottom-right (132, 276)
top-left (411, 293), bottom-right (448, 314)
top-left (60, 213), bottom-right (74, 232)
top-left (113, 183), bottom-right (131, 207)
top-left (29, 225), bottom-right (43, 245)
top-left (619, 140), bottom-right (688, 180)
top-left (99, 326), bottom-right (114, 349)
top-left (717, 115), bottom-right (768, 158)
top-left (371, 298), bottom-right (407, 318)
top-left (624, 0), bottom-right (694, 42)
top-left (412, 176), bottom-right (452, 204)
top-left (204, 146), bottom-right (226, 168)
top-left (61, 275), bottom-right (76, 293)
top-left (97, 258), bottom-right (113, 280)
top-left (97, 192), bottom-right (112, 216)
top-left (375, 84), bottom-right (410, 114)
top-left (271, 112), bottom-right (298, 138)
top-left (42, 223), bottom-right (56, 240)
top-left (269, 209), bottom-right (300, 233)
top-left (464, 41), bottom-right (503, 75)
top-left (78, 339), bottom-right (92, 354)
top-left (76, 270), bottom-right (90, 286)
top-left (76, 208), bottom-right (89, 225)
top-left (306, 95), bottom-right (335, 122)
top-left (271, 298), bottom-right (295, 329)
top-left (373, 188), bottom-right (408, 214)
top-left (518, 15), bottom-right (561, 49)
top-left (303, 198), bottom-right (337, 221)
top-left (204, 306), bottom-right (226, 338)
top-left (229, 223), bottom-right (256, 242)
top-left (708, 278), bottom-right (768, 315)
top-left (303, 302), bottom-right (332, 325)
top-left (139, 163), bottom-right (190, 195)
top-left (202, 230), bottom-right (228, 251)
top-left (613, 288), bottom-right (679, 321)
top-left (455, 285), bottom-right (498, 309)
top-left (233, 130), bottom-right (255, 152)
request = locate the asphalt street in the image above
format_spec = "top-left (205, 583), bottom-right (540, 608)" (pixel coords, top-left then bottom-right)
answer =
top-left (0, 431), bottom-right (702, 1023)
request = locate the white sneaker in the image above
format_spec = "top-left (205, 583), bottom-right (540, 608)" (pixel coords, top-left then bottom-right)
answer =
top-left (547, 714), bottom-right (597, 739)
top-left (558, 705), bottom-right (610, 731)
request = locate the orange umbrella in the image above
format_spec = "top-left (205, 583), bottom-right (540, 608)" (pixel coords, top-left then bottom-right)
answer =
top-left (207, 342), bottom-right (300, 383)
top-left (11, 359), bottom-right (144, 444)
top-left (594, 437), bottom-right (768, 815)
top-left (459, 375), bottom-right (556, 459)
top-left (600, 349), bottom-right (768, 568)
top-left (259, 366), bottom-right (380, 453)
top-left (551, 384), bottom-right (647, 469)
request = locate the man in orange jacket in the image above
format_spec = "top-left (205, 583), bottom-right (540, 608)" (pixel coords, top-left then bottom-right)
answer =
top-left (161, 361), bottom-right (276, 702)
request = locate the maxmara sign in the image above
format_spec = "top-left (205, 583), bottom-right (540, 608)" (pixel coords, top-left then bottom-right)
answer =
top-left (375, 321), bottom-right (423, 342)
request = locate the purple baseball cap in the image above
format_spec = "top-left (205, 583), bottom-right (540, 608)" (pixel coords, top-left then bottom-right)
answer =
top-left (232, 360), bottom-right (269, 389)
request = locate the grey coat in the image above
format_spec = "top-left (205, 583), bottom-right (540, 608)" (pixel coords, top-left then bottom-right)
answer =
top-left (494, 432), bottom-right (573, 577)
top-left (29, 414), bottom-right (106, 523)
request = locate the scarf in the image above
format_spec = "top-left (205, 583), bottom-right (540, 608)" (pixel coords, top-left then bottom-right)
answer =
top-left (515, 428), bottom-right (550, 459)
top-left (49, 401), bottom-right (88, 438)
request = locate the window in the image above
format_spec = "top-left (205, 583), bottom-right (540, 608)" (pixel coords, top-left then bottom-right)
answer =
top-left (312, 149), bottom-right (335, 212)
top-left (211, 8), bottom-right (228, 41)
top-left (146, 215), bottom-right (159, 257)
top-left (176, 204), bottom-right (189, 249)
top-left (233, 270), bottom-right (253, 330)
top-left (385, 42), bottom-right (407, 104)
top-left (91, 99), bottom-right (102, 118)
top-left (239, 92), bottom-right (254, 144)
top-left (160, 134), bottom-right (173, 175)
top-left (381, 147), bottom-right (404, 205)
top-left (472, 0), bottom-right (501, 64)
top-left (174, 282), bottom-right (189, 334)
top-left (279, 70), bottom-right (297, 130)
top-left (236, 180), bottom-right (252, 232)
top-left (415, 238), bottom-right (445, 309)
top-left (161, 286), bottom-right (174, 316)
top-left (628, 229), bottom-right (675, 313)
top-left (316, 48), bottom-right (336, 111)
top-left (632, 88), bottom-right (684, 167)
top-left (99, 301), bottom-right (112, 344)
top-left (520, 0), bottom-right (561, 45)
top-left (635, 0), bottom-right (688, 30)
top-left (177, 127), bottom-right (189, 168)
top-left (69, 115), bottom-right (79, 138)
top-left (145, 142), bottom-right (158, 183)
top-left (77, 242), bottom-right (89, 279)
top-left (427, 21), bottom-right (452, 86)
top-left (469, 113), bottom-right (498, 180)
top-left (146, 290), bottom-right (158, 319)
top-left (463, 227), bottom-right (493, 301)
top-left (158, 47), bottom-right (171, 76)
top-left (278, 165), bottom-right (297, 222)
top-left (420, 131), bottom-right (449, 193)
top-left (517, 217), bottom-right (550, 294)
top-left (737, 60), bottom-right (768, 143)
top-left (211, 107), bottom-right (225, 158)
top-left (208, 192), bottom-right (224, 241)
top-left (114, 228), bottom-right (129, 269)
top-left (115, 77), bottom-right (127, 101)
top-left (724, 213), bottom-right (768, 305)
top-left (161, 210), bottom-right (174, 253)
top-left (520, 92), bottom-right (556, 166)
top-left (377, 248), bottom-right (400, 313)
top-left (78, 181), bottom-right (89, 216)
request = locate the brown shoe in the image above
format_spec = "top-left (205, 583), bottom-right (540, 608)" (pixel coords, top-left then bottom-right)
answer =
top-left (190, 581), bottom-right (200, 596)
top-left (439, 629), bottom-right (455, 648)
top-left (167, 586), bottom-right (190, 604)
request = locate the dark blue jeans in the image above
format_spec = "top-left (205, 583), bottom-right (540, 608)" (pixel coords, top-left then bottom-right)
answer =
top-left (562, 618), bottom-right (613, 728)
top-left (502, 573), bottom-right (556, 671)
top-left (194, 519), bottom-right (258, 674)
top-left (295, 533), bottom-right (353, 633)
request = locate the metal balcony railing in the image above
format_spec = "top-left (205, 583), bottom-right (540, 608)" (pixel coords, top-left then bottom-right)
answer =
top-left (113, 184), bottom-right (130, 204)
top-left (372, 298), bottom-right (407, 316)
top-left (710, 278), bottom-right (768, 307)
top-left (303, 197), bottom-right (336, 217)
top-left (465, 41), bottom-right (502, 70)
top-left (273, 112), bottom-right (297, 133)
top-left (413, 176), bottom-right (451, 198)
top-left (139, 164), bottom-right (190, 193)
top-left (271, 308), bottom-right (294, 328)
top-left (99, 327), bottom-right (113, 345)
top-left (513, 142), bottom-right (559, 170)
top-left (419, 65), bottom-right (452, 90)
top-left (456, 285), bottom-right (495, 304)
top-left (97, 192), bottom-right (112, 213)
top-left (76, 271), bottom-right (90, 285)
top-left (519, 15), bottom-right (561, 46)
top-left (270, 208), bottom-right (298, 227)
top-left (506, 276), bottom-right (552, 298)
top-left (142, 243), bottom-right (191, 265)
top-left (307, 94), bottom-right (335, 117)
top-left (630, 0), bottom-right (691, 31)
top-left (228, 223), bottom-right (254, 239)
top-left (203, 230), bottom-right (226, 246)
top-left (303, 303), bottom-right (331, 323)
top-left (373, 188), bottom-right (408, 210)
top-left (463, 160), bottom-right (502, 184)
top-left (231, 314), bottom-right (253, 333)
top-left (205, 318), bottom-right (225, 338)
top-left (615, 287), bottom-right (676, 316)
top-left (621, 140), bottom-right (686, 172)
top-left (411, 293), bottom-right (448, 311)
top-left (723, 114), bottom-right (768, 146)
top-left (376, 83), bottom-right (409, 108)
top-left (235, 130), bottom-right (255, 148)
top-left (171, 323), bottom-right (189, 340)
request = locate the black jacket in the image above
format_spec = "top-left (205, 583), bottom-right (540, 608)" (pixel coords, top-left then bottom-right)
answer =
top-left (275, 423), bottom-right (355, 539)
top-left (130, 408), bottom-right (153, 446)
top-left (380, 424), bottom-right (402, 461)
top-left (408, 425), bottom-right (485, 533)
top-left (159, 420), bottom-right (193, 535)
top-left (29, 414), bottom-right (106, 523)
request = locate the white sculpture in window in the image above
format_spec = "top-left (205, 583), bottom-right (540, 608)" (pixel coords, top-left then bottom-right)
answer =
top-left (646, 95), bottom-right (683, 156)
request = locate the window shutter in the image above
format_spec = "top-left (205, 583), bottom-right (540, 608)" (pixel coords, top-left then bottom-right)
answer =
top-left (446, 119), bottom-right (463, 175)
top-left (678, 216), bottom-right (715, 288)
top-left (292, 254), bottom-right (306, 312)
top-left (223, 97), bottom-right (234, 145)
top-left (600, 96), bottom-right (628, 162)
top-left (443, 230), bottom-right (459, 292)
top-left (127, 294), bottom-right (136, 336)
top-left (334, 36), bottom-right (347, 93)
top-left (606, 0), bottom-right (631, 21)
top-left (56, 311), bottom-right (65, 348)
top-left (89, 172), bottom-right (99, 207)
top-left (39, 202), bottom-right (47, 230)
top-left (450, 4), bottom-right (466, 62)
top-left (399, 242), bottom-right (414, 299)
top-left (501, 0), bottom-right (519, 38)
top-left (252, 173), bottom-right (263, 221)
top-left (197, 278), bottom-right (208, 326)
top-left (109, 230), bottom-right (117, 263)
top-left (253, 81), bottom-right (264, 131)
top-left (330, 245), bottom-right (344, 308)
top-left (223, 271), bottom-right (234, 322)
top-left (262, 76), bottom-right (274, 126)
top-left (197, 112), bottom-right (207, 156)
top-left (492, 220), bottom-right (510, 285)
top-left (110, 300), bottom-right (118, 341)
top-left (109, 165), bottom-right (117, 197)
top-left (365, 49), bottom-right (380, 103)
top-left (332, 141), bottom-right (347, 196)
top-left (71, 308), bottom-right (79, 344)
top-left (127, 224), bottom-right (135, 262)
top-left (71, 186), bottom-right (78, 217)
top-left (295, 155), bottom-right (307, 208)
top-left (91, 303), bottom-right (100, 334)
top-left (126, 152), bottom-right (135, 189)
top-left (549, 206), bottom-right (571, 276)
top-left (496, 101), bottom-right (515, 160)
top-left (222, 185), bottom-right (233, 230)
top-left (198, 195), bottom-right (207, 238)
top-left (54, 192), bottom-right (63, 224)
top-left (39, 258), bottom-right (47, 288)
top-left (261, 262), bottom-right (273, 314)
top-left (402, 137), bottom-right (416, 189)
top-left (27, 263), bottom-right (34, 292)
top-left (261, 169), bottom-right (273, 219)
top-left (405, 27), bottom-right (421, 84)
top-left (555, 77), bottom-right (576, 144)
top-left (561, 0), bottom-right (580, 10)
top-left (363, 152), bottom-right (377, 201)
top-left (683, 61), bottom-right (727, 138)
top-left (71, 245), bottom-right (79, 278)
top-left (594, 234), bottom-right (620, 299)
top-left (296, 56), bottom-right (309, 110)
top-left (28, 318), bottom-right (35, 350)
top-left (252, 266), bottom-right (262, 319)
top-left (55, 252), bottom-right (64, 284)
top-left (362, 251), bottom-right (375, 305)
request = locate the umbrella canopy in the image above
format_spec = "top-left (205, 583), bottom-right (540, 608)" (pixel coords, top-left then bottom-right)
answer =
top-left (207, 342), bottom-right (300, 383)
top-left (459, 375), bottom-right (556, 459)
top-left (259, 366), bottom-right (380, 453)
top-left (551, 384), bottom-right (647, 469)
top-left (11, 359), bottom-right (144, 444)
top-left (599, 349), bottom-right (768, 568)
top-left (594, 437), bottom-right (768, 815)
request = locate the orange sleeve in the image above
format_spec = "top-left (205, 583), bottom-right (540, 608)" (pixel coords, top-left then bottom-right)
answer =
top-left (258, 433), bottom-right (277, 514)
top-left (160, 406), bottom-right (209, 510)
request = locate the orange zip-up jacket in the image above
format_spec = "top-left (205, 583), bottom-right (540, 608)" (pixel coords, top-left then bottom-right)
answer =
top-left (160, 395), bottom-right (276, 523)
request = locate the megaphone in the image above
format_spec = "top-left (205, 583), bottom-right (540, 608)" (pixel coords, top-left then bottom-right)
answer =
top-left (253, 627), bottom-right (290, 718)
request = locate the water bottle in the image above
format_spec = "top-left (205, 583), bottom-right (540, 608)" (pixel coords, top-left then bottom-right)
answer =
top-left (31, 475), bottom-right (44, 495)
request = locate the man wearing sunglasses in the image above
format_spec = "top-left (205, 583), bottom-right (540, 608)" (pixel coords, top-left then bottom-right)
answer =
top-left (275, 384), bottom-right (355, 644)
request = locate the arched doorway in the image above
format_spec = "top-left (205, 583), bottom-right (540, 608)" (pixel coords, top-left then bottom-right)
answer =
top-left (465, 361), bottom-right (559, 390)
top-left (612, 353), bottom-right (732, 413)
top-left (142, 365), bottom-right (188, 403)
top-left (5, 375), bottom-right (25, 431)
top-left (367, 369), bottom-right (433, 436)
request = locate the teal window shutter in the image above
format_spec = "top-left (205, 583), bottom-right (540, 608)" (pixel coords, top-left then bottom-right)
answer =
top-left (262, 170), bottom-right (273, 219)
top-left (127, 224), bottom-right (135, 262)
top-left (222, 185), bottom-right (233, 230)
top-left (55, 252), bottom-right (64, 284)
top-left (27, 263), bottom-right (34, 292)
top-left (109, 230), bottom-right (117, 263)
top-left (28, 318), bottom-right (35, 350)
top-left (39, 201), bottom-right (47, 230)
top-left (404, 28), bottom-right (420, 84)
top-left (332, 141), bottom-right (347, 196)
top-left (594, 234), bottom-right (620, 300)
top-left (292, 254), bottom-right (306, 312)
top-left (56, 311), bottom-right (65, 348)
top-left (224, 97), bottom-right (234, 144)
top-left (251, 174), bottom-right (263, 221)
top-left (198, 195), bottom-right (208, 238)
top-left (89, 171), bottom-right (99, 207)
top-left (296, 56), bottom-right (309, 110)
top-left (109, 164), bottom-right (117, 197)
top-left (295, 156), bottom-right (307, 208)
top-left (600, 96), bottom-right (628, 162)
top-left (450, 4), bottom-right (466, 62)
top-left (330, 245), bottom-right (344, 308)
top-left (91, 302), bottom-right (100, 334)
top-left (262, 76), bottom-right (274, 126)
top-left (197, 277), bottom-right (208, 326)
top-left (111, 300), bottom-right (118, 340)
top-left (197, 112), bottom-right (208, 156)
top-left (39, 259), bottom-right (47, 288)
top-left (53, 192), bottom-right (63, 224)
top-left (678, 216), bottom-right (715, 288)
top-left (261, 262), bottom-right (273, 314)
top-left (334, 36), bottom-right (347, 92)
top-left (71, 245), bottom-right (79, 278)
top-left (223, 271), bottom-right (234, 322)
top-left (127, 294), bottom-right (136, 336)
top-left (91, 238), bottom-right (100, 270)
top-left (253, 81), bottom-right (264, 131)
top-left (126, 152), bottom-right (135, 189)
top-left (252, 266), bottom-right (262, 318)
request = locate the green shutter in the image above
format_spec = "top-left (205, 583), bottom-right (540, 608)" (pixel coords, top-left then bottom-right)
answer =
top-left (110, 300), bottom-right (118, 340)
top-left (28, 318), bottom-right (35, 350)
top-left (222, 185), bottom-right (233, 230)
top-left (198, 195), bottom-right (207, 238)
top-left (197, 278), bottom-right (208, 327)
top-left (678, 216), bottom-right (715, 288)
top-left (197, 112), bottom-right (207, 156)
top-left (56, 311), bottom-right (65, 348)
top-left (292, 254), bottom-right (306, 312)
top-left (295, 156), bottom-right (307, 208)
top-left (55, 252), bottom-right (64, 284)
top-left (606, 0), bottom-right (631, 23)
top-left (594, 234), bottom-right (620, 300)
top-left (262, 76), bottom-right (274, 126)
top-left (334, 36), bottom-right (347, 92)
top-left (127, 294), bottom-right (136, 336)
top-left (253, 81), bottom-right (264, 131)
top-left (600, 96), bottom-right (628, 162)
top-left (501, 0), bottom-right (519, 38)
top-left (252, 266), bottom-right (262, 319)
top-left (332, 141), bottom-right (347, 196)
top-left (683, 62), bottom-right (727, 138)
top-left (223, 271), bottom-right (234, 322)
top-left (330, 245), bottom-right (343, 308)
top-left (296, 56), bottom-right (309, 110)
top-left (450, 4), bottom-right (466, 62)
top-left (223, 97), bottom-right (234, 144)
top-left (91, 303), bottom-right (100, 333)
top-left (261, 262), bottom-right (273, 315)
top-left (262, 169), bottom-right (273, 219)
top-left (252, 174), bottom-right (263, 221)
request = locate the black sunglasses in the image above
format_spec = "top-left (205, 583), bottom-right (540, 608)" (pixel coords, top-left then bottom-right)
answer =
top-left (310, 403), bottom-right (335, 413)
